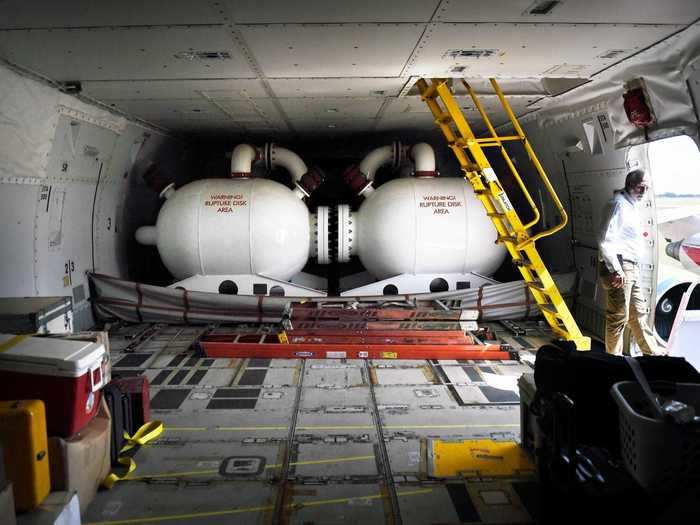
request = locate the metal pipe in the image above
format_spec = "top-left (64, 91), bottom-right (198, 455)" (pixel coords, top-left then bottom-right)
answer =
top-left (230, 143), bottom-right (259, 177)
top-left (266, 143), bottom-right (307, 184)
top-left (360, 141), bottom-right (403, 180)
top-left (410, 142), bottom-right (436, 176)
top-left (463, 80), bottom-right (540, 230)
top-left (488, 78), bottom-right (569, 248)
top-left (135, 226), bottom-right (157, 245)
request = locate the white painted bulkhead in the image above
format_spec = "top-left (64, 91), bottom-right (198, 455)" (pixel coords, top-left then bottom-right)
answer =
top-left (0, 62), bottom-right (187, 329)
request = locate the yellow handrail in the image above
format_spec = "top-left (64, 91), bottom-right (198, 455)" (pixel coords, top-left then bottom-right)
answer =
top-left (488, 79), bottom-right (569, 249)
top-left (462, 80), bottom-right (541, 231)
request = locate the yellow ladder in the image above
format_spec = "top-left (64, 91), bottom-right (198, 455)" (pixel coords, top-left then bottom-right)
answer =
top-left (417, 78), bottom-right (590, 350)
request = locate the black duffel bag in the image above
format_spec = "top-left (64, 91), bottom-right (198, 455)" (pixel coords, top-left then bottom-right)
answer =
top-left (534, 341), bottom-right (700, 452)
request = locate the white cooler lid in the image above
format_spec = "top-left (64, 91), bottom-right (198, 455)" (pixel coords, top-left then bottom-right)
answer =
top-left (0, 333), bottom-right (106, 377)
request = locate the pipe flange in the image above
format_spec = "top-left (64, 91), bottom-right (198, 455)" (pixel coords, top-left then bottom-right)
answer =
top-left (392, 140), bottom-right (403, 170)
top-left (264, 143), bottom-right (274, 171)
top-left (337, 204), bottom-right (355, 263)
top-left (316, 206), bottom-right (330, 264)
top-left (159, 182), bottom-right (176, 200)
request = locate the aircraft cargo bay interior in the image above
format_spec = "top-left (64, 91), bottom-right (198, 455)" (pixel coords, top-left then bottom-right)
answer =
top-left (1, 2), bottom-right (700, 524)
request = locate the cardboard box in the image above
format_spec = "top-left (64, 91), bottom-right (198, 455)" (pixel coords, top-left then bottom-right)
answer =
top-left (48, 399), bottom-right (111, 515)
top-left (0, 483), bottom-right (17, 525)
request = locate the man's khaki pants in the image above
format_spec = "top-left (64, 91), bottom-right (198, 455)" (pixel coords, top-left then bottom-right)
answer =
top-left (601, 260), bottom-right (659, 356)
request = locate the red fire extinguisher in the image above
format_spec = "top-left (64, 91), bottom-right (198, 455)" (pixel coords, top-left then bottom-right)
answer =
top-left (623, 79), bottom-right (655, 139)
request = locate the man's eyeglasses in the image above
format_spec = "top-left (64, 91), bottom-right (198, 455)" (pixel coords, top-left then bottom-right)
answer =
top-left (632, 183), bottom-right (648, 193)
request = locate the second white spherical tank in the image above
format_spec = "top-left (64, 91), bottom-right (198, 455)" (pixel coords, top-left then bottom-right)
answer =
top-left (356, 177), bottom-right (506, 280)
top-left (155, 178), bottom-right (310, 280)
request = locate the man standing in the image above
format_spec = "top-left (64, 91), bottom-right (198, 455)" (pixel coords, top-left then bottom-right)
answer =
top-left (599, 169), bottom-right (661, 356)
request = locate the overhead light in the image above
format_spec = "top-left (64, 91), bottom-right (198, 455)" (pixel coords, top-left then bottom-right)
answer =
top-left (327, 124), bottom-right (337, 128)
top-left (174, 51), bottom-right (232, 61)
top-left (326, 108), bottom-right (338, 113)
top-left (450, 66), bottom-right (467, 73)
top-left (597, 49), bottom-right (628, 60)
top-left (444, 49), bottom-right (497, 59)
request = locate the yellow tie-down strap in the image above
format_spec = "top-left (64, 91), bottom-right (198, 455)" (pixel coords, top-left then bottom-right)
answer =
top-left (102, 420), bottom-right (164, 489)
top-left (0, 334), bottom-right (29, 353)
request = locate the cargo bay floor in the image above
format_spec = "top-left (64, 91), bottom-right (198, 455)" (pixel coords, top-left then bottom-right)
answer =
top-left (84, 322), bottom-right (550, 525)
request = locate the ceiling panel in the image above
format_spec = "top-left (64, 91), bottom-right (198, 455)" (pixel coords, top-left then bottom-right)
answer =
top-left (222, 0), bottom-right (440, 23)
top-left (379, 94), bottom-right (541, 135)
top-left (162, 119), bottom-right (281, 133)
top-left (212, 98), bottom-right (286, 126)
top-left (104, 99), bottom-right (227, 121)
top-left (451, 77), bottom-right (548, 95)
top-left (276, 97), bottom-right (384, 119)
top-left (384, 95), bottom-right (539, 115)
top-left (405, 22), bottom-right (684, 77)
top-left (0, 26), bottom-right (254, 81)
top-left (267, 77), bottom-right (406, 98)
top-left (154, 119), bottom-right (244, 133)
top-left (3, 0), bottom-right (693, 28)
top-left (239, 24), bottom-right (424, 77)
top-left (291, 119), bottom-right (379, 134)
top-left (436, 0), bottom-right (700, 25)
top-left (0, 1), bottom-right (221, 28)
top-left (375, 111), bottom-right (437, 132)
top-left (82, 79), bottom-right (266, 101)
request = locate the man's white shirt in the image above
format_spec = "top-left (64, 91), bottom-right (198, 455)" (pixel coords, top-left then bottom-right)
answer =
top-left (599, 191), bottom-right (642, 274)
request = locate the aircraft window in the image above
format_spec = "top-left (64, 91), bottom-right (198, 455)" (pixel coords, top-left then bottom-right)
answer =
top-left (649, 135), bottom-right (700, 199)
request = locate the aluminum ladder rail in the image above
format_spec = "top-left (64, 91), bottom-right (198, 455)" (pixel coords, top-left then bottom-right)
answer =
top-left (417, 78), bottom-right (590, 351)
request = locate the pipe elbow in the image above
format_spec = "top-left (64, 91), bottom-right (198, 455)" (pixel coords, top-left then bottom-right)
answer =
top-left (359, 145), bottom-right (394, 182)
top-left (359, 141), bottom-right (403, 182)
top-left (266, 143), bottom-right (308, 184)
top-left (410, 142), bottom-right (437, 177)
top-left (230, 143), bottom-right (259, 177)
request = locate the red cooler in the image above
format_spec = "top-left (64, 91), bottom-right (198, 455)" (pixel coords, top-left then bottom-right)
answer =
top-left (0, 334), bottom-right (110, 437)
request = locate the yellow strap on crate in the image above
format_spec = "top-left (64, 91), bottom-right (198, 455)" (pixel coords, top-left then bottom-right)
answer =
top-left (121, 420), bottom-right (164, 453)
top-left (102, 420), bottom-right (164, 489)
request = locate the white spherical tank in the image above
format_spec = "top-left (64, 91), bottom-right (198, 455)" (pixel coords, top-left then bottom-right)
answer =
top-left (147, 178), bottom-right (311, 280)
top-left (348, 177), bottom-right (506, 280)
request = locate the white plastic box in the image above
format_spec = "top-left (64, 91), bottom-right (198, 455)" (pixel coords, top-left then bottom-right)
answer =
top-left (0, 297), bottom-right (72, 334)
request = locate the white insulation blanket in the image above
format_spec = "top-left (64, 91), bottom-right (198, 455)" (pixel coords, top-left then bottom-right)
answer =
top-left (89, 272), bottom-right (576, 325)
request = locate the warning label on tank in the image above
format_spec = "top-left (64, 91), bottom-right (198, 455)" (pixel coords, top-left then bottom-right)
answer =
top-left (419, 194), bottom-right (463, 214)
top-left (204, 194), bottom-right (247, 213)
